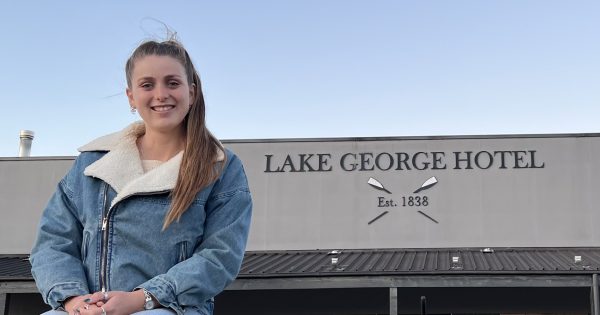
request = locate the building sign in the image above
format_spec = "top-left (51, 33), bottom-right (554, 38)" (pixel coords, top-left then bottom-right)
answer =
top-left (264, 150), bottom-right (545, 172)
top-left (262, 149), bottom-right (547, 227)
top-left (226, 135), bottom-right (600, 251)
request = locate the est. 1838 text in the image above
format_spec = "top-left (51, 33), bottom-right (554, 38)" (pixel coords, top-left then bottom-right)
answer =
top-left (378, 196), bottom-right (429, 207)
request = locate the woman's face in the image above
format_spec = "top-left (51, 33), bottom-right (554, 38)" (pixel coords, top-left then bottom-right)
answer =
top-left (126, 55), bottom-right (195, 136)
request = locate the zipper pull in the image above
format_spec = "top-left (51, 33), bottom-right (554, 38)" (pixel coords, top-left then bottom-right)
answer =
top-left (102, 218), bottom-right (108, 231)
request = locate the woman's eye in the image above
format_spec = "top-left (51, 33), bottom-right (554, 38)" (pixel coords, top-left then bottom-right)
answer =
top-left (169, 81), bottom-right (180, 87)
top-left (140, 83), bottom-right (152, 89)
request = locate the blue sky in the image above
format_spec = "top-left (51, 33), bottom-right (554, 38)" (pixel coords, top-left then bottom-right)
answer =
top-left (0, 1), bottom-right (598, 156)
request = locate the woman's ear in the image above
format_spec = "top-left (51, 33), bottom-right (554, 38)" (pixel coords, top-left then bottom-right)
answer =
top-left (189, 83), bottom-right (197, 105)
top-left (126, 88), bottom-right (135, 106)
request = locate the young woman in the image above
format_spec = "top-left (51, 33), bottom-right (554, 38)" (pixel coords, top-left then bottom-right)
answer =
top-left (30, 38), bottom-right (253, 315)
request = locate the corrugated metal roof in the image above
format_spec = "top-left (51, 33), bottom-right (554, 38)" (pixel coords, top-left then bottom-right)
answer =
top-left (2, 248), bottom-right (599, 281)
top-left (0, 255), bottom-right (32, 280)
top-left (238, 247), bottom-right (600, 278)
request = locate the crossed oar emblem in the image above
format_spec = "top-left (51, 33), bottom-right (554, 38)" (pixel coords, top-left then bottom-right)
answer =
top-left (367, 177), bottom-right (439, 225)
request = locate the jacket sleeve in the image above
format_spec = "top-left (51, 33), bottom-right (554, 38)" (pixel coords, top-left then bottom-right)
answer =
top-left (138, 154), bottom-right (252, 315)
top-left (30, 159), bottom-right (90, 309)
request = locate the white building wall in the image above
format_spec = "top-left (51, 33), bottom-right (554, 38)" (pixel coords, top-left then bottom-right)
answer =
top-left (2, 134), bottom-right (599, 254)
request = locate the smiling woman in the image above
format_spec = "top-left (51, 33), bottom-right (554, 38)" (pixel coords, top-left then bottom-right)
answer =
top-left (126, 54), bottom-right (195, 144)
top-left (29, 37), bottom-right (253, 315)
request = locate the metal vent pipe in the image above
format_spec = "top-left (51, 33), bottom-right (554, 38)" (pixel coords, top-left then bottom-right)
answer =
top-left (18, 130), bottom-right (34, 157)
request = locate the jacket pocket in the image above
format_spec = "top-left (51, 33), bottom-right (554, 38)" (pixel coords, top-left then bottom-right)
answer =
top-left (177, 241), bottom-right (189, 263)
top-left (81, 231), bottom-right (90, 263)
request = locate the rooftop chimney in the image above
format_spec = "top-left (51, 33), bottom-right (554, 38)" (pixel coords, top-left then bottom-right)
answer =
top-left (18, 130), bottom-right (34, 157)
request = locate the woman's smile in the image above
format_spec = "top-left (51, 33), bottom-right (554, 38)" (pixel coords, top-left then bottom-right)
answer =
top-left (151, 105), bottom-right (176, 112)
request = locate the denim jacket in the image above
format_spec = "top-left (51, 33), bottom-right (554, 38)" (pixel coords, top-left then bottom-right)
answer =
top-left (30, 122), bottom-right (252, 315)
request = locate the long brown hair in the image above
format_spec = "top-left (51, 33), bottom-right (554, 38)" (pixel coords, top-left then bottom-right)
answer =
top-left (125, 39), bottom-right (225, 229)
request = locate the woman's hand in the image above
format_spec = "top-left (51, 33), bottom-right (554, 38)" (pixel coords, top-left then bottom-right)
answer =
top-left (78, 290), bottom-right (146, 315)
top-left (64, 294), bottom-right (93, 315)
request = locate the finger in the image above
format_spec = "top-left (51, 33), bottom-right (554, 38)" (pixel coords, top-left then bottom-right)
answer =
top-left (78, 302), bottom-right (92, 311)
top-left (73, 303), bottom-right (85, 314)
top-left (85, 292), bottom-right (101, 304)
top-left (88, 291), bottom-right (108, 304)
top-left (95, 301), bottom-right (105, 307)
top-left (80, 305), bottom-right (101, 315)
top-left (73, 305), bottom-right (86, 315)
top-left (82, 295), bottom-right (93, 305)
top-left (98, 299), bottom-right (117, 313)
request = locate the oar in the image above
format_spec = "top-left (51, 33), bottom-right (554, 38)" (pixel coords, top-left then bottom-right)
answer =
top-left (417, 210), bottom-right (439, 224)
top-left (367, 177), bottom-right (392, 194)
top-left (414, 176), bottom-right (438, 193)
top-left (368, 211), bottom-right (389, 225)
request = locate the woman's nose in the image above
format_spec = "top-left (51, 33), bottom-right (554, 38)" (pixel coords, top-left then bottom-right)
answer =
top-left (154, 85), bottom-right (169, 101)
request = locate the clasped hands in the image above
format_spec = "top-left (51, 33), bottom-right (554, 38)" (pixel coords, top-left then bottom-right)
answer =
top-left (65, 290), bottom-right (146, 315)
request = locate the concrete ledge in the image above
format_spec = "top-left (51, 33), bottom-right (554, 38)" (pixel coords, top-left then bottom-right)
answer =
top-left (227, 274), bottom-right (593, 290)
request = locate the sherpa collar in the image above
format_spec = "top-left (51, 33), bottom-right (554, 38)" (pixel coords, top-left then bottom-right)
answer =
top-left (78, 121), bottom-right (224, 208)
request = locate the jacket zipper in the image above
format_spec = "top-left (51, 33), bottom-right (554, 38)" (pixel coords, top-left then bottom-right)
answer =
top-left (99, 185), bottom-right (170, 292)
top-left (100, 183), bottom-right (110, 292)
